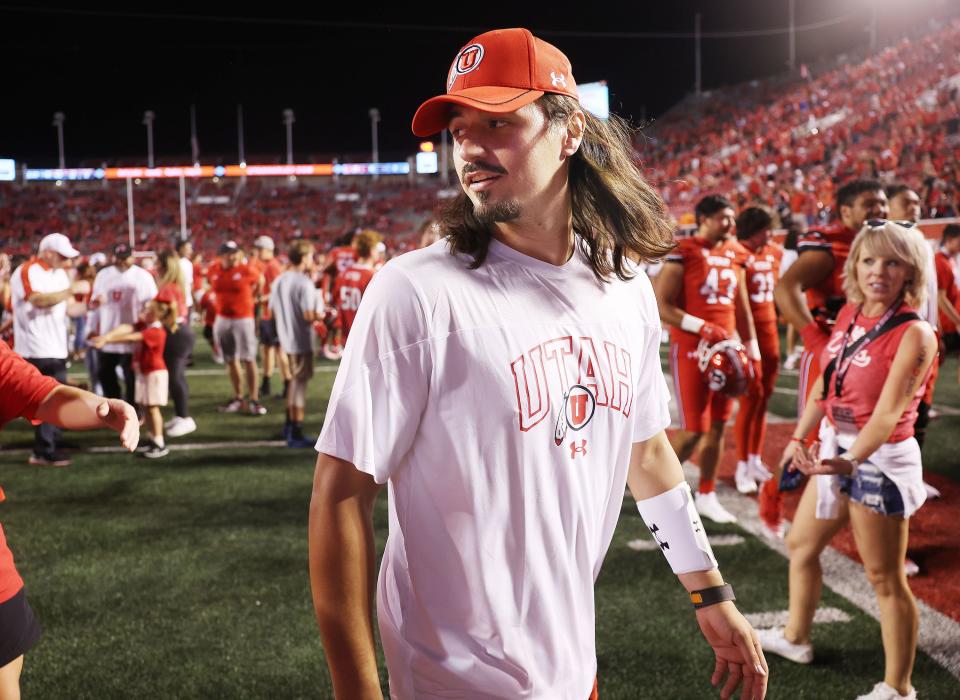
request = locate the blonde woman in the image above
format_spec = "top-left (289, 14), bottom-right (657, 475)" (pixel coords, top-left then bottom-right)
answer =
top-left (759, 221), bottom-right (936, 700)
top-left (156, 249), bottom-right (197, 437)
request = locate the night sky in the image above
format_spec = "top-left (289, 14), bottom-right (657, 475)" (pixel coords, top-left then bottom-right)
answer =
top-left (1, 0), bottom-right (955, 167)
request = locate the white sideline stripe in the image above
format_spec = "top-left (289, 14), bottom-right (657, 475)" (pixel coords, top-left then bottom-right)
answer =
top-left (66, 365), bottom-right (340, 380)
top-left (0, 441), bottom-right (287, 456)
top-left (627, 534), bottom-right (744, 551)
top-left (745, 607), bottom-right (852, 629)
top-left (679, 463), bottom-right (960, 680)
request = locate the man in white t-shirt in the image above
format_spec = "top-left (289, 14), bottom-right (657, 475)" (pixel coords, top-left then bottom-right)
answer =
top-left (89, 243), bottom-right (158, 409)
top-left (10, 233), bottom-right (83, 466)
top-left (309, 28), bottom-right (768, 700)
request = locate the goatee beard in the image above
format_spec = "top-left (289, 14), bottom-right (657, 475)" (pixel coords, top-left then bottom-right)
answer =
top-left (474, 195), bottom-right (522, 225)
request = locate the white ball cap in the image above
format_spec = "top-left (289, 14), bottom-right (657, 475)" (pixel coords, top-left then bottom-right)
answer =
top-left (253, 235), bottom-right (275, 251)
top-left (38, 232), bottom-right (80, 258)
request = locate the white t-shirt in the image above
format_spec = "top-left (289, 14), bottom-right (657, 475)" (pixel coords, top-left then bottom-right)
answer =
top-left (91, 264), bottom-right (158, 353)
top-left (10, 259), bottom-right (70, 359)
top-left (316, 238), bottom-right (671, 699)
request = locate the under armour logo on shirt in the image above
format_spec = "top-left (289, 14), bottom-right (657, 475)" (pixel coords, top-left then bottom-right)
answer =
top-left (569, 440), bottom-right (587, 459)
top-left (550, 71), bottom-right (567, 88)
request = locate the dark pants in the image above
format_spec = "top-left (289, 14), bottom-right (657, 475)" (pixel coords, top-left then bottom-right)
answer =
top-left (98, 352), bottom-right (135, 407)
top-left (26, 357), bottom-right (67, 458)
top-left (163, 324), bottom-right (195, 418)
top-left (914, 400), bottom-right (930, 451)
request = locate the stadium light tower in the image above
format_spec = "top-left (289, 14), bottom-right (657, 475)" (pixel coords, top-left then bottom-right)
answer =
top-left (143, 110), bottom-right (156, 168)
top-left (282, 108), bottom-right (295, 165)
top-left (369, 107), bottom-right (381, 180)
top-left (52, 112), bottom-right (65, 170)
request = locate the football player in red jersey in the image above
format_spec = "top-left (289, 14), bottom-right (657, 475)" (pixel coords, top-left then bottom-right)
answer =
top-left (320, 233), bottom-right (358, 358)
top-left (332, 230), bottom-right (383, 345)
top-left (733, 207), bottom-right (783, 494)
top-left (766, 179), bottom-right (887, 536)
top-left (655, 195), bottom-right (762, 523)
top-left (935, 224), bottom-right (960, 383)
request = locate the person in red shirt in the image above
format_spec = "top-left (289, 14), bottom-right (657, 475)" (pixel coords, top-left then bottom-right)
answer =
top-left (90, 295), bottom-right (178, 458)
top-left (655, 195), bottom-right (761, 524)
top-left (733, 207), bottom-right (783, 494)
top-left (766, 179), bottom-right (888, 536)
top-left (252, 235), bottom-right (291, 399)
top-left (935, 224), bottom-right (960, 383)
top-left (762, 222), bottom-right (935, 700)
top-left (320, 233), bottom-right (358, 358)
top-left (209, 241), bottom-right (267, 415)
top-left (0, 340), bottom-right (137, 699)
top-left (331, 230), bottom-right (382, 347)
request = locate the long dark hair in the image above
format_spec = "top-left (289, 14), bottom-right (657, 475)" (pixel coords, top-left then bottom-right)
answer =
top-left (438, 94), bottom-right (674, 282)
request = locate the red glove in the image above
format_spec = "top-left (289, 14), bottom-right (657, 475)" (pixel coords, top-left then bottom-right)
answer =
top-left (799, 321), bottom-right (830, 359)
top-left (699, 322), bottom-right (731, 345)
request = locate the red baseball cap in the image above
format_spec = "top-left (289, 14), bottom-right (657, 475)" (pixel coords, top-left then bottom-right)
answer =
top-left (411, 28), bottom-right (579, 137)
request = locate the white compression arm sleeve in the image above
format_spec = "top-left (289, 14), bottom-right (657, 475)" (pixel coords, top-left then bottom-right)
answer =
top-left (636, 482), bottom-right (718, 574)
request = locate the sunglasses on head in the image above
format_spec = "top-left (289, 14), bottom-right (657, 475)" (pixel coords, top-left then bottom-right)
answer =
top-left (865, 218), bottom-right (917, 229)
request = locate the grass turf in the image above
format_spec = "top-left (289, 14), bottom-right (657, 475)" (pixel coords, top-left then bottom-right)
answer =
top-left (0, 333), bottom-right (958, 697)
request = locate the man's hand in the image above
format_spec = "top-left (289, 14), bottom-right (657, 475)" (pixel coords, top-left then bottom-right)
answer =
top-left (700, 322), bottom-right (731, 345)
top-left (96, 399), bottom-right (139, 451)
top-left (696, 602), bottom-right (768, 699)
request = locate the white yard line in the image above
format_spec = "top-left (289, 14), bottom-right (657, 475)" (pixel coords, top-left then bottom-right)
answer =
top-left (66, 365), bottom-right (339, 380)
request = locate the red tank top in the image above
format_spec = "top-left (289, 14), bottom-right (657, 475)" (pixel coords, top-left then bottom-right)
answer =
top-left (819, 302), bottom-right (929, 443)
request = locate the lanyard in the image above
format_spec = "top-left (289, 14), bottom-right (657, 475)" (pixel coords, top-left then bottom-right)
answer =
top-left (832, 297), bottom-right (902, 398)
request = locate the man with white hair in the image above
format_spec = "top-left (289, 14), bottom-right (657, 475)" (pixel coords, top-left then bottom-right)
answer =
top-left (10, 233), bottom-right (83, 466)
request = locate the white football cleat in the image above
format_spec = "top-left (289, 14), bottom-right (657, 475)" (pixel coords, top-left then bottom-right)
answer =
top-left (748, 455), bottom-right (774, 482)
top-left (855, 681), bottom-right (916, 700)
top-left (735, 461), bottom-right (758, 494)
top-left (904, 557), bottom-right (919, 577)
top-left (923, 481), bottom-right (941, 500)
top-left (694, 491), bottom-right (737, 523)
top-left (759, 519), bottom-right (786, 541)
top-left (756, 627), bottom-right (813, 664)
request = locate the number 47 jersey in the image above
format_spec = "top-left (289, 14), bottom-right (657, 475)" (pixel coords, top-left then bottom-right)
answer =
top-left (665, 236), bottom-right (750, 339)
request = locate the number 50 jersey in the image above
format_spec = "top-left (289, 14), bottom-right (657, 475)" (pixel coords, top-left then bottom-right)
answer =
top-left (333, 263), bottom-right (376, 343)
top-left (665, 236), bottom-right (749, 340)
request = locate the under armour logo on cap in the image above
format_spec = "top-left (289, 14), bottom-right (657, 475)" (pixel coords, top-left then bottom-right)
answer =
top-left (550, 71), bottom-right (567, 88)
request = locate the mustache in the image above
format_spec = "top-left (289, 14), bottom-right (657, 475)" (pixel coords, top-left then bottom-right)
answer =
top-left (461, 161), bottom-right (508, 182)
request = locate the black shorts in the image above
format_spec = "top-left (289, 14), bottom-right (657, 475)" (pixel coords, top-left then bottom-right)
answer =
top-left (0, 588), bottom-right (42, 667)
top-left (259, 318), bottom-right (280, 347)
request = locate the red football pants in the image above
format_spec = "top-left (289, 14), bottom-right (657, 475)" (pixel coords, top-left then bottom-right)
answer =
top-left (734, 325), bottom-right (780, 461)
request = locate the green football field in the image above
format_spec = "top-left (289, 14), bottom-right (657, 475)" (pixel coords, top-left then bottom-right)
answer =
top-left (0, 334), bottom-right (958, 698)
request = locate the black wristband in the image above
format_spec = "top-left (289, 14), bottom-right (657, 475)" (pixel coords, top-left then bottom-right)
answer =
top-left (690, 583), bottom-right (735, 609)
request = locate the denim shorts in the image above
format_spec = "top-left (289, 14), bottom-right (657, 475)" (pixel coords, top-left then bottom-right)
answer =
top-left (838, 461), bottom-right (905, 517)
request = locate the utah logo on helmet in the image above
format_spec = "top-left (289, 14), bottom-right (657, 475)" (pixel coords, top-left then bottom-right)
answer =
top-left (696, 339), bottom-right (751, 397)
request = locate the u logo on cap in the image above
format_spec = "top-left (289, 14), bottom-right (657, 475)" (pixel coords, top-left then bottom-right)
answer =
top-left (448, 43), bottom-right (485, 89)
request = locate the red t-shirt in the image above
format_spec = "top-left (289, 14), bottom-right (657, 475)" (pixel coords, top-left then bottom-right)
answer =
top-left (134, 321), bottom-right (167, 374)
top-left (257, 258), bottom-right (284, 320)
top-left (665, 235), bottom-right (749, 338)
top-left (796, 223), bottom-right (858, 322)
top-left (819, 303), bottom-right (929, 443)
top-left (0, 339), bottom-right (60, 603)
top-left (935, 249), bottom-right (959, 334)
top-left (158, 282), bottom-right (187, 324)
top-left (744, 242), bottom-right (783, 326)
top-left (210, 262), bottom-right (260, 319)
top-left (333, 264), bottom-right (375, 342)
